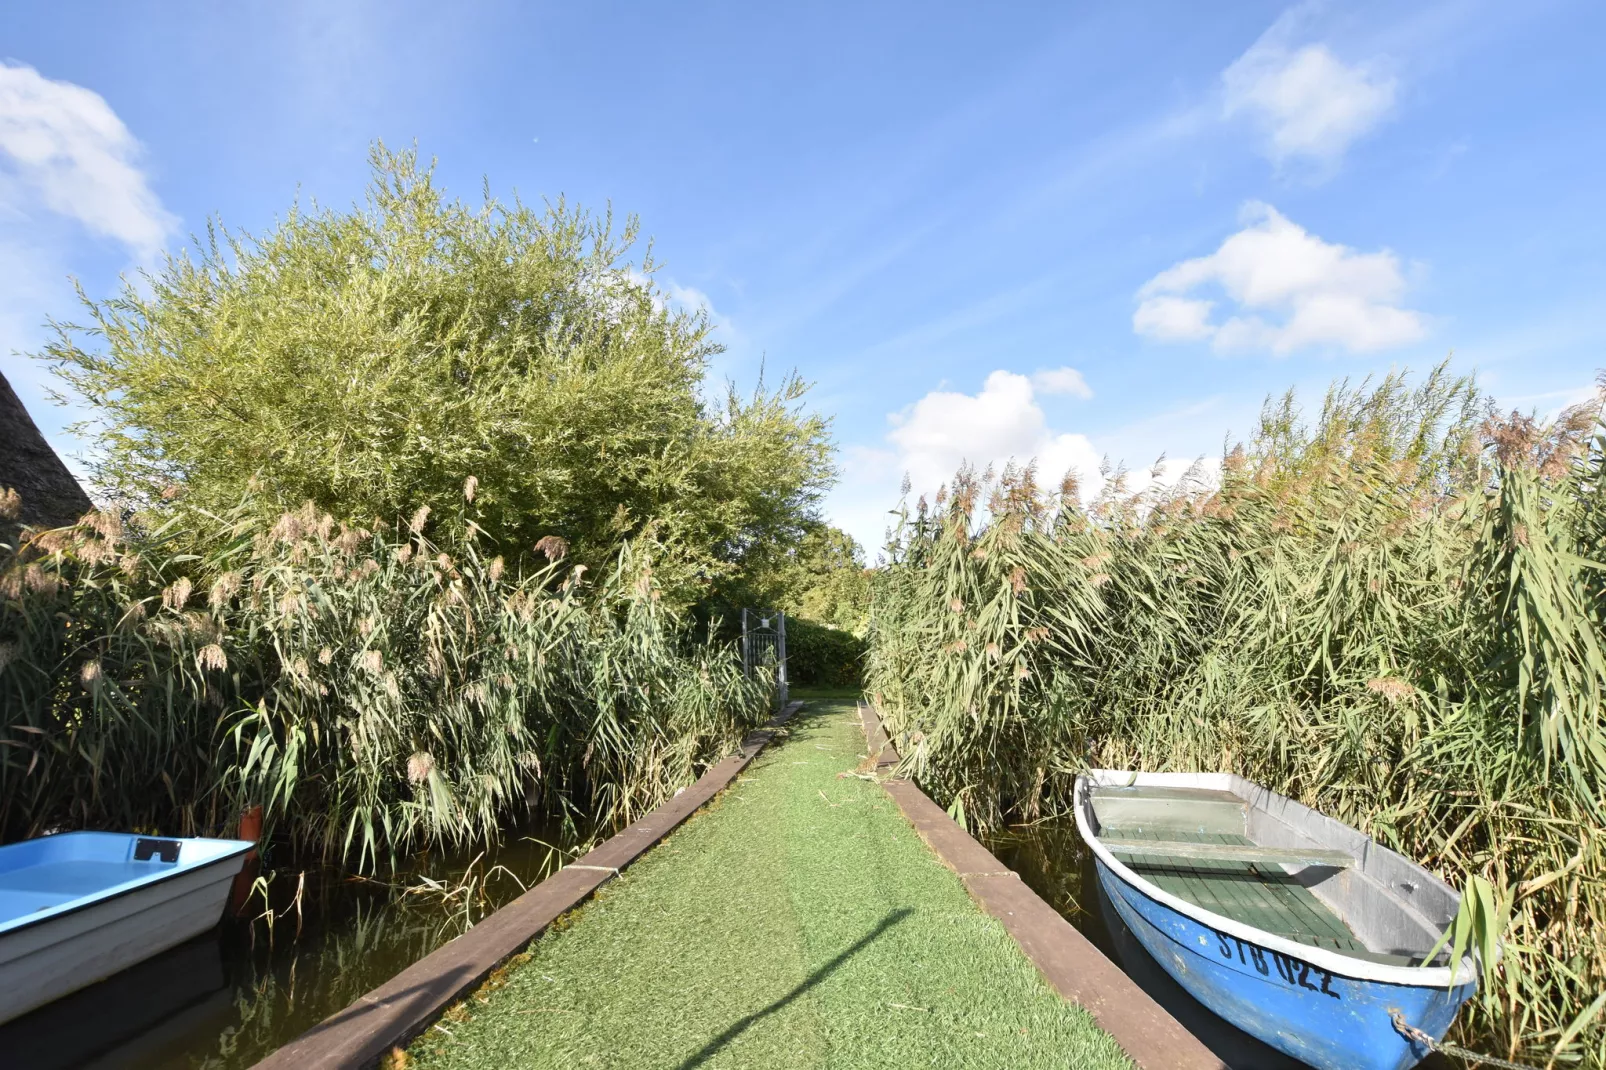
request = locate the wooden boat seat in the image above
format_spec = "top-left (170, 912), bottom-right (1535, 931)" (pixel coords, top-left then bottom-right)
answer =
top-left (1098, 838), bottom-right (1355, 870)
top-left (1100, 825), bottom-right (1399, 959)
top-left (1090, 787), bottom-right (1248, 837)
top-left (1092, 785), bottom-right (1245, 804)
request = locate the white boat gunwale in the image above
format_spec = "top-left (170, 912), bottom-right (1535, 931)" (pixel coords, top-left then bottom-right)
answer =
top-left (1074, 769), bottom-right (1476, 987)
top-left (0, 833), bottom-right (255, 938)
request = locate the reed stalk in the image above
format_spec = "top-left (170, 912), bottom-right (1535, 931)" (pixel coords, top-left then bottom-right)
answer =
top-left (868, 369), bottom-right (1606, 1066)
top-left (0, 496), bottom-right (768, 873)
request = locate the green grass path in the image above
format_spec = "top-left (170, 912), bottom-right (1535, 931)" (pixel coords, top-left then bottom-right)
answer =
top-left (408, 692), bottom-right (1132, 1069)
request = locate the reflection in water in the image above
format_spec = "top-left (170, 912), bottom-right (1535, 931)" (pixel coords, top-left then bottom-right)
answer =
top-left (0, 938), bottom-right (228, 1070)
top-left (982, 820), bottom-right (1457, 1070)
top-left (0, 827), bottom-right (581, 1070)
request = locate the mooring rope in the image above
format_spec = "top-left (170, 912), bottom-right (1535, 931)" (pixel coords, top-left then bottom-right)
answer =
top-left (1388, 1010), bottom-right (1544, 1070)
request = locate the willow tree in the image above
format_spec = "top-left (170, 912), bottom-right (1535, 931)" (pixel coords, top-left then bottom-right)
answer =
top-left (44, 144), bottom-right (834, 601)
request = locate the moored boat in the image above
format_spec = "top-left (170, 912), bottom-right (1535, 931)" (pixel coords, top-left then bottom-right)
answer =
top-left (0, 831), bottom-right (253, 1024)
top-left (1073, 771), bottom-right (1479, 1070)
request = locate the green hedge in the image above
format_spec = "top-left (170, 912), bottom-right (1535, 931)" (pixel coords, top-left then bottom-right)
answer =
top-left (786, 617), bottom-right (865, 689)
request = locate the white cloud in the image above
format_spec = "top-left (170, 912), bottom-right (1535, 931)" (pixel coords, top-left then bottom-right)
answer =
top-left (663, 281), bottom-right (739, 342)
top-left (0, 241), bottom-right (97, 484)
top-left (1131, 296), bottom-right (1216, 342)
top-left (0, 62), bottom-right (175, 258)
top-left (626, 270), bottom-right (742, 353)
top-left (1133, 202), bottom-right (1427, 354)
top-left (1223, 19), bottom-right (1396, 166)
top-left (0, 65), bottom-right (173, 482)
top-left (1030, 366), bottom-right (1094, 399)
top-left (827, 372), bottom-right (1216, 556)
top-left (886, 370), bottom-right (1102, 498)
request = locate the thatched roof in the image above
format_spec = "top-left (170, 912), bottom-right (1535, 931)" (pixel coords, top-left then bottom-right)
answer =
top-left (0, 369), bottom-right (91, 535)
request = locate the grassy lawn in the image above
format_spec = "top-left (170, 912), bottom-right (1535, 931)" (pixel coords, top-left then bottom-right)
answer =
top-left (405, 691), bottom-right (1132, 1069)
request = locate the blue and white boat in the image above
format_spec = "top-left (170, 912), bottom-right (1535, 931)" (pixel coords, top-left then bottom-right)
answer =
top-left (1074, 771), bottom-right (1479, 1070)
top-left (0, 831), bottom-right (253, 1024)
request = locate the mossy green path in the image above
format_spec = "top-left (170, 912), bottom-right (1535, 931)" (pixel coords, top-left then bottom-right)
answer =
top-left (408, 691), bottom-right (1133, 1069)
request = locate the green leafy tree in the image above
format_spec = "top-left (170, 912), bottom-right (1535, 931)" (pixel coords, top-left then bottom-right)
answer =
top-left (728, 521), bottom-right (871, 633)
top-left (790, 524), bottom-right (873, 633)
top-left (44, 144), bottom-right (834, 602)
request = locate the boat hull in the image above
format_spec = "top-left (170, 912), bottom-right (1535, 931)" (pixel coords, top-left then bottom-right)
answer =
top-left (0, 837), bottom-right (249, 1025)
top-left (1094, 857), bottom-right (1473, 1070)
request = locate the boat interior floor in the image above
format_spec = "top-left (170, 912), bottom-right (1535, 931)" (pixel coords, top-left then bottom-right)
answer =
top-left (1103, 825), bottom-right (1416, 967)
top-left (0, 861), bottom-right (154, 925)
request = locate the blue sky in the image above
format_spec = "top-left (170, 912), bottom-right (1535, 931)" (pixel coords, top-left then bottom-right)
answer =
top-left (2, 1), bottom-right (1603, 555)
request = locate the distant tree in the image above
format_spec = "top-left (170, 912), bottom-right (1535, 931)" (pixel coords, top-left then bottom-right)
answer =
top-left (729, 521), bottom-right (871, 633)
top-left (43, 144), bottom-right (834, 601)
top-left (790, 524), bottom-right (873, 633)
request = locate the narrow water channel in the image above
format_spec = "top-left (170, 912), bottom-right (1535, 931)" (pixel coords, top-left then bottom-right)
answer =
top-left (0, 825), bottom-right (584, 1070)
top-left (0, 812), bottom-right (1472, 1068)
top-left (982, 820), bottom-right (1456, 1070)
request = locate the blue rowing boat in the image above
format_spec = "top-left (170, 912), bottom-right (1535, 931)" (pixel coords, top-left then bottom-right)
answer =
top-left (0, 831), bottom-right (253, 1024)
top-left (1074, 772), bottom-right (1479, 1070)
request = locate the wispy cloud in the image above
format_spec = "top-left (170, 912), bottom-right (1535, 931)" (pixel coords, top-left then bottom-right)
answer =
top-left (666, 280), bottom-right (743, 347)
top-left (1223, 10), bottom-right (1397, 169)
top-left (854, 274), bottom-right (1060, 360)
top-left (623, 271), bottom-right (742, 353)
top-left (1030, 366), bottom-right (1093, 399)
top-left (0, 61), bottom-right (176, 480)
top-left (1498, 384), bottom-right (1600, 417)
top-left (0, 61), bottom-right (176, 259)
top-left (1134, 202), bottom-right (1427, 355)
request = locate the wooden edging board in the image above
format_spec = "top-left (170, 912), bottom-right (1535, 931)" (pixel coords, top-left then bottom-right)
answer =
top-left (251, 700), bottom-right (805, 1070)
top-left (857, 702), bottom-right (1227, 1070)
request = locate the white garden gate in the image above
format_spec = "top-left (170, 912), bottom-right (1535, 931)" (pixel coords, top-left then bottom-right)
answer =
top-left (740, 608), bottom-right (788, 705)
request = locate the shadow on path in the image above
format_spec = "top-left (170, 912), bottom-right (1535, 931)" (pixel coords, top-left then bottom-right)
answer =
top-left (675, 907), bottom-right (914, 1069)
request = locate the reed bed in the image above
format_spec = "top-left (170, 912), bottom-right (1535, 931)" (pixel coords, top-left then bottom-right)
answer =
top-left (0, 494), bottom-right (769, 872)
top-left (867, 370), bottom-right (1606, 1066)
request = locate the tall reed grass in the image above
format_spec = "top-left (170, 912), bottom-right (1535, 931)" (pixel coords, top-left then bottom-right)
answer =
top-left (0, 494), bottom-right (768, 872)
top-left (867, 369), bottom-right (1606, 1066)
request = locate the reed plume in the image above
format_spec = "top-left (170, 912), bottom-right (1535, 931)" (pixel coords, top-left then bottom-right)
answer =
top-left (0, 497), bottom-right (768, 876)
top-left (868, 367), bottom-right (1606, 1065)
